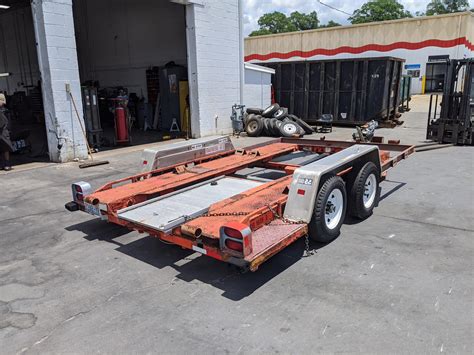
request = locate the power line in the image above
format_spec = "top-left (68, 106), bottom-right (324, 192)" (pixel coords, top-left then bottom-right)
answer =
top-left (317, 0), bottom-right (352, 16)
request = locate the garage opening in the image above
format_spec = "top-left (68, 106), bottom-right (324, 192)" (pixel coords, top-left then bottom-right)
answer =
top-left (72, 0), bottom-right (191, 150)
top-left (0, 1), bottom-right (48, 167)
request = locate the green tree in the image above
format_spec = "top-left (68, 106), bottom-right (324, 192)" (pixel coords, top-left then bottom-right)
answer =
top-left (319, 20), bottom-right (341, 28)
top-left (425, 0), bottom-right (469, 15)
top-left (289, 11), bottom-right (319, 31)
top-left (249, 11), bottom-right (296, 36)
top-left (349, 0), bottom-right (412, 24)
top-left (249, 11), bottom-right (321, 37)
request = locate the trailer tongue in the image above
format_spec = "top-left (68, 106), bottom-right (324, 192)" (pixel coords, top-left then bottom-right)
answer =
top-left (66, 137), bottom-right (414, 271)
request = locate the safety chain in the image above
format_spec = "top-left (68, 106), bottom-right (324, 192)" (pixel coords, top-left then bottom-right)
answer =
top-left (266, 204), bottom-right (305, 225)
top-left (201, 211), bottom-right (249, 217)
top-left (266, 204), bottom-right (315, 257)
top-left (303, 234), bottom-right (316, 257)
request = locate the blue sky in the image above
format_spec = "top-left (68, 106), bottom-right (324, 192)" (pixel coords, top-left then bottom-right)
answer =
top-left (242, 0), bottom-right (473, 36)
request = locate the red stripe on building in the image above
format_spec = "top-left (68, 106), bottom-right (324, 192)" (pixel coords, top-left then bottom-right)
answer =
top-left (245, 37), bottom-right (473, 62)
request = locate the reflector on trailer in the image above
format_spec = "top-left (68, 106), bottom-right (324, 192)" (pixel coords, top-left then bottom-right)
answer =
top-left (220, 221), bottom-right (252, 257)
top-left (71, 181), bottom-right (92, 204)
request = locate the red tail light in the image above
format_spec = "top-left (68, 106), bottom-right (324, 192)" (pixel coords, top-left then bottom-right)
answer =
top-left (71, 182), bottom-right (92, 204)
top-left (225, 239), bottom-right (243, 252)
top-left (223, 227), bottom-right (242, 239)
top-left (220, 222), bottom-right (252, 258)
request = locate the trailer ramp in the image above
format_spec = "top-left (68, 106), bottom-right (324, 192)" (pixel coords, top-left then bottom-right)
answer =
top-left (117, 177), bottom-right (262, 232)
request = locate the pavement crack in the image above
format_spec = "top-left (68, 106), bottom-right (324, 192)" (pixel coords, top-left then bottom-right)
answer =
top-left (375, 214), bottom-right (474, 232)
top-left (0, 210), bottom-right (64, 224)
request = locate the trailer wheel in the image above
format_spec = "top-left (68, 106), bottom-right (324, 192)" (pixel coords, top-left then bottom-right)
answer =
top-left (262, 104), bottom-right (280, 118)
top-left (273, 107), bottom-right (288, 120)
top-left (279, 120), bottom-right (300, 137)
top-left (243, 112), bottom-right (253, 126)
top-left (245, 115), bottom-right (263, 137)
top-left (308, 176), bottom-right (347, 243)
top-left (348, 162), bottom-right (380, 219)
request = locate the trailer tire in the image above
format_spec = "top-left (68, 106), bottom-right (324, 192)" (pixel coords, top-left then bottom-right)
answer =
top-left (288, 114), bottom-right (315, 134)
top-left (270, 118), bottom-right (281, 136)
top-left (263, 118), bottom-right (272, 136)
top-left (246, 107), bottom-right (264, 115)
top-left (273, 107), bottom-right (288, 120)
top-left (348, 162), bottom-right (380, 219)
top-left (279, 120), bottom-right (300, 137)
top-left (245, 115), bottom-right (264, 137)
top-left (308, 176), bottom-right (347, 243)
top-left (262, 104), bottom-right (280, 118)
top-left (243, 112), bottom-right (252, 126)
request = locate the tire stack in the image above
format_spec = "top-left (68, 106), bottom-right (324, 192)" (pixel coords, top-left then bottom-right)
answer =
top-left (244, 104), bottom-right (314, 138)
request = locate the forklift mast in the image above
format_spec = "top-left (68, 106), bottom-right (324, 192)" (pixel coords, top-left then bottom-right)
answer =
top-left (426, 59), bottom-right (474, 145)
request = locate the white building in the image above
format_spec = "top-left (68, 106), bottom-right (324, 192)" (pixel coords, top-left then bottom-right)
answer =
top-left (245, 12), bottom-right (474, 95)
top-left (0, 0), bottom-right (267, 163)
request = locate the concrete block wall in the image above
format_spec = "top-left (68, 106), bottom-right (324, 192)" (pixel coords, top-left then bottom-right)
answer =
top-left (187, 0), bottom-right (241, 137)
top-left (31, 0), bottom-right (87, 162)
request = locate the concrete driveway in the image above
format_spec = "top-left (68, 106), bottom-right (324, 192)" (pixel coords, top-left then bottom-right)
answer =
top-left (1, 96), bottom-right (473, 353)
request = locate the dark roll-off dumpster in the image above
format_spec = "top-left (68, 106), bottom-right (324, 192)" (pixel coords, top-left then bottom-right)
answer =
top-left (263, 57), bottom-right (405, 126)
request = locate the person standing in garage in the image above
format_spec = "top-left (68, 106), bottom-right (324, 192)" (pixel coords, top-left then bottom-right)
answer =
top-left (0, 93), bottom-right (13, 171)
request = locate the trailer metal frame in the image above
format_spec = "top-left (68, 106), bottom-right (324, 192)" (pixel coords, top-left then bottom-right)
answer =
top-left (66, 138), bottom-right (414, 271)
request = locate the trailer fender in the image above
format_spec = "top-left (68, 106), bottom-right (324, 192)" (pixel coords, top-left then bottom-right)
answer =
top-left (283, 145), bottom-right (381, 223)
top-left (140, 135), bottom-right (234, 173)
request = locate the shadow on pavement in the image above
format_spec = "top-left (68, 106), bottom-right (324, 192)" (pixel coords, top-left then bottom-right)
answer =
top-left (66, 219), bottom-right (327, 301)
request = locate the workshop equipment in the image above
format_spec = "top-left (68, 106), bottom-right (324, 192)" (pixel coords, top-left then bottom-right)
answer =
top-left (68, 89), bottom-right (109, 169)
top-left (81, 87), bottom-right (103, 148)
top-left (159, 63), bottom-right (187, 131)
top-left (66, 137), bottom-right (413, 272)
top-left (110, 97), bottom-right (131, 145)
top-left (426, 59), bottom-right (474, 145)
top-left (353, 120), bottom-right (379, 142)
top-left (230, 104), bottom-right (246, 135)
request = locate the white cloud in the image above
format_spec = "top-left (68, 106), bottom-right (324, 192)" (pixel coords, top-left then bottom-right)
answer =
top-left (243, 0), bottom-right (438, 36)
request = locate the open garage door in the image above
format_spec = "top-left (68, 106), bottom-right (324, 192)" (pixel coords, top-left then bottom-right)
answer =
top-left (0, 0), bottom-right (49, 167)
top-left (72, 0), bottom-right (191, 150)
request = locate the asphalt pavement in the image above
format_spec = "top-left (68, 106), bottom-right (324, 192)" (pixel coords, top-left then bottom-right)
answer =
top-left (0, 96), bottom-right (472, 353)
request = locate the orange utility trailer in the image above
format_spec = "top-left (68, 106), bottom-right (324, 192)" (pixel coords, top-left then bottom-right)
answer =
top-left (66, 137), bottom-right (414, 272)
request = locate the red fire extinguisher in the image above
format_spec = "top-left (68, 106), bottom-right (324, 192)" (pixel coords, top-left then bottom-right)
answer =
top-left (115, 106), bottom-right (128, 143)
top-left (111, 98), bottom-right (131, 145)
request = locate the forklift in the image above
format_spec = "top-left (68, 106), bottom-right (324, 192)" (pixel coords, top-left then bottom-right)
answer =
top-left (426, 59), bottom-right (474, 145)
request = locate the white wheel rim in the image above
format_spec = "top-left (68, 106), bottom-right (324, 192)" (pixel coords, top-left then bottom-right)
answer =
top-left (325, 188), bottom-right (344, 230)
top-left (363, 173), bottom-right (377, 209)
top-left (283, 123), bottom-right (297, 134)
top-left (248, 121), bottom-right (258, 132)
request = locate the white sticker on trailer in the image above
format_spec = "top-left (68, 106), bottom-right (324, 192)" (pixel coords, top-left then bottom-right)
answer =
top-left (205, 143), bottom-right (225, 155)
top-left (297, 177), bottom-right (314, 185)
top-left (192, 246), bottom-right (207, 255)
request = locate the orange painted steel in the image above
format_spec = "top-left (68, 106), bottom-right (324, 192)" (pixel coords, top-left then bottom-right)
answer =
top-left (86, 142), bottom-right (298, 223)
top-left (79, 138), bottom-right (414, 270)
top-left (181, 176), bottom-right (292, 240)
